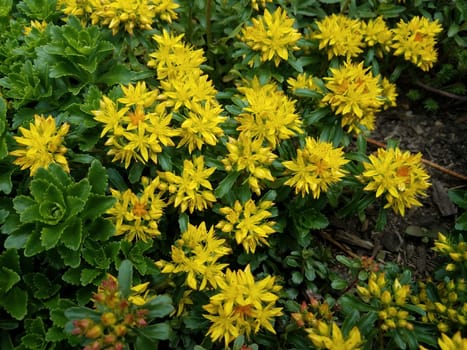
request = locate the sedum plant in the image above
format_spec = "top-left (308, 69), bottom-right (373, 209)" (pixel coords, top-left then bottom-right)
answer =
top-left (0, 0), bottom-right (465, 349)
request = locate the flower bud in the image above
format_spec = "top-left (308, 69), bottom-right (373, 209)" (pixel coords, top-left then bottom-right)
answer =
top-left (381, 290), bottom-right (392, 305)
top-left (101, 312), bottom-right (117, 326)
top-left (113, 324), bottom-right (127, 337)
top-left (85, 325), bottom-right (103, 339)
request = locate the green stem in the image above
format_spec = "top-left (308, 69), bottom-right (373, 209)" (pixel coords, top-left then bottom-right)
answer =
top-left (205, 0), bottom-right (214, 68)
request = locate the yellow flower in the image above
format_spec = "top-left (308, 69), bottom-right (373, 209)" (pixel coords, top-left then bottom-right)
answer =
top-left (287, 72), bottom-right (322, 95)
top-left (128, 282), bottom-right (154, 306)
top-left (156, 222), bottom-right (231, 290)
top-left (160, 72), bottom-right (217, 112)
top-left (10, 115), bottom-right (69, 176)
top-left (89, 0), bottom-right (157, 35)
top-left (177, 100), bottom-right (226, 153)
top-left (148, 29), bottom-right (206, 81)
top-left (107, 177), bottom-right (166, 242)
top-left (241, 7), bottom-right (301, 66)
top-left (57, 0), bottom-right (93, 18)
top-left (312, 14), bottom-right (364, 60)
top-left (203, 265), bottom-right (282, 347)
top-left (221, 134), bottom-right (277, 196)
top-left (23, 20), bottom-right (48, 35)
top-left (152, 0), bottom-right (179, 23)
top-left (158, 156), bottom-right (216, 213)
top-left (380, 77), bottom-right (398, 109)
top-left (217, 199), bottom-right (276, 253)
top-left (391, 16), bottom-right (443, 71)
top-left (361, 147), bottom-right (431, 216)
top-left (307, 322), bottom-right (363, 350)
top-left (322, 61), bottom-right (385, 133)
top-left (93, 92), bottom-right (178, 169)
top-left (118, 81), bottom-right (158, 108)
top-left (282, 137), bottom-right (349, 198)
top-left (236, 77), bottom-right (303, 149)
top-left (361, 16), bottom-right (392, 54)
top-left (438, 331), bottom-right (467, 350)
top-left (250, 0), bottom-right (273, 11)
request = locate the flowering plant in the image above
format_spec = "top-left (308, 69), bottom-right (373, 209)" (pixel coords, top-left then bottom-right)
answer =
top-left (0, 0), bottom-right (465, 349)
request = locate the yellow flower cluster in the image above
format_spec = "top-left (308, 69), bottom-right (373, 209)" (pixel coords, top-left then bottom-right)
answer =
top-left (312, 14), bottom-right (442, 71)
top-left (241, 7), bottom-right (301, 66)
top-left (106, 176), bottom-right (166, 242)
top-left (57, 0), bottom-right (179, 35)
top-left (361, 147), bottom-right (431, 216)
top-left (292, 296), bottom-right (363, 349)
top-left (156, 222), bottom-right (231, 290)
top-left (282, 137), bottom-right (349, 198)
top-left (23, 20), bottom-right (48, 35)
top-left (10, 114), bottom-right (69, 176)
top-left (433, 232), bottom-right (467, 270)
top-left (287, 72), bottom-right (322, 96)
top-left (307, 322), bottom-right (363, 350)
top-left (222, 135), bottom-right (277, 196)
top-left (158, 156), bottom-right (217, 213)
top-left (392, 16), bottom-right (443, 71)
top-left (203, 265), bottom-right (282, 347)
top-left (216, 199), bottom-right (277, 253)
top-left (435, 331), bottom-right (467, 350)
top-left (93, 82), bottom-right (178, 169)
top-left (357, 272), bottom-right (414, 331)
top-left (236, 77), bottom-right (303, 149)
top-left (414, 278), bottom-right (467, 333)
top-left (71, 274), bottom-right (154, 350)
top-left (322, 61), bottom-right (391, 133)
top-left (312, 14), bottom-right (364, 60)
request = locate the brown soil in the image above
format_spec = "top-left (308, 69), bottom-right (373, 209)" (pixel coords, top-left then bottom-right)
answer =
top-left (329, 99), bottom-right (467, 278)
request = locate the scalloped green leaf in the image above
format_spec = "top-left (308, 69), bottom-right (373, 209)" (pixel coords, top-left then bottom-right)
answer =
top-left (41, 223), bottom-right (66, 250)
top-left (61, 217), bottom-right (82, 251)
top-left (134, 322), bottom-right (171, 341)
top-left (24, 230), bottom-right (44, 257)
top-left (0, 267), bottom-right (20, 294)
top-left (80, 269), bottom-right (101, 286)
top-left (1, 288), bottom-right (28, 320)
top-left (87, 160), bottom-right (108, 194)
top-left (82, 195), bottom-right (116, 220)
top-left (146, 295), bottom-right (174, 318)
top-left (13, 196), bottom-right (40, 223)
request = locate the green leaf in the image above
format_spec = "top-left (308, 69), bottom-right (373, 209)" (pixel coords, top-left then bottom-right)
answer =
top-left (61, 268), bottom-right (81, 285)
top-left (291, 271), bottom-right (303, 284)
top-left (87, 160), bottom-right (108, 194)
top-left (0, 165), bottom-right (14, 194)
top-left (214, 171), bottom-right (240, 198)
top-left (118, 260), bottom-right (133, 298)
top-left (25, 230), bottom-right (45, 257)
top-left (13, 196), bottom-right (39, 223)
top-left (331, 277), bottom-right (348, 290)
top-left (448, 189), bottom-right (467, 208)
top-left (66, 179), bottom-right (91, 201)
top-left (61, 217), bottom-right (82, 250)
top-left (41, 224), bottom-right (65, 250)
top-left (135, 322), bottom-right (171, 341)
top-left (64, 307), bottom-right (100, 322)
top-left (0, 0), bottom-right (13, 16)
top-left (45, 327), bottom-right (66, 342)
top-left (97, 65), bottom-right (153, 85)
top-left (59, 246), bottom-right (81, 267)
top-left (146, 295), bottom-right (174, 318)
top-left (82, 195), bottom-right (116, 220)
top-left (0, 249), bottom-right (20, 272)
top-left (0, 267), bottom-right (20, 293)
top-left (88, 217), bottom-right (115, 241)
top-left (1, 288), bottom-right (28, 320)
top-left (455, 212), bottom-right (467, 230)
top-left (32, 273), bottom-right (60, 299)
top-left (80, 269), bottom-right (101, 286)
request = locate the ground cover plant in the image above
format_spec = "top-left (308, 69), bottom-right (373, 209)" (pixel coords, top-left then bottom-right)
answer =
top-left (0, 0), bottom-right (466, 349)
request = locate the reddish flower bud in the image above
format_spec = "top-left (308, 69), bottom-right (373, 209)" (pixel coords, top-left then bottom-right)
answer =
top-left (85, 325), bottom-right (103, 339)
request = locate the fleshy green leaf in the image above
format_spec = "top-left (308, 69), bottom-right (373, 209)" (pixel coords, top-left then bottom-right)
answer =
top-left (135, 322), bottom-right (171, 341)
top-left (118, 260), bottom-right (133, 298)
top-left (146, 295), bottom-right (174, 318)
top-left (24, 230), bottom-right (45, 257)
top-left (214, 171), bottom-right (240, 198)
top-left (81, 195), bottom-right (116, 220)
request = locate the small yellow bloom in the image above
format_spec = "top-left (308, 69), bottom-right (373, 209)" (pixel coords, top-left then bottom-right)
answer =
top-left (10, 115), bottom-right (69, 176)
top-left (282, 137), bottom-right (349, 198)
top-left (391, 16), bottom-right (443, 71)
top-left (241, 7), bottom-right (301, 66)
top-left (361, 147), bottom-right (430, 216)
